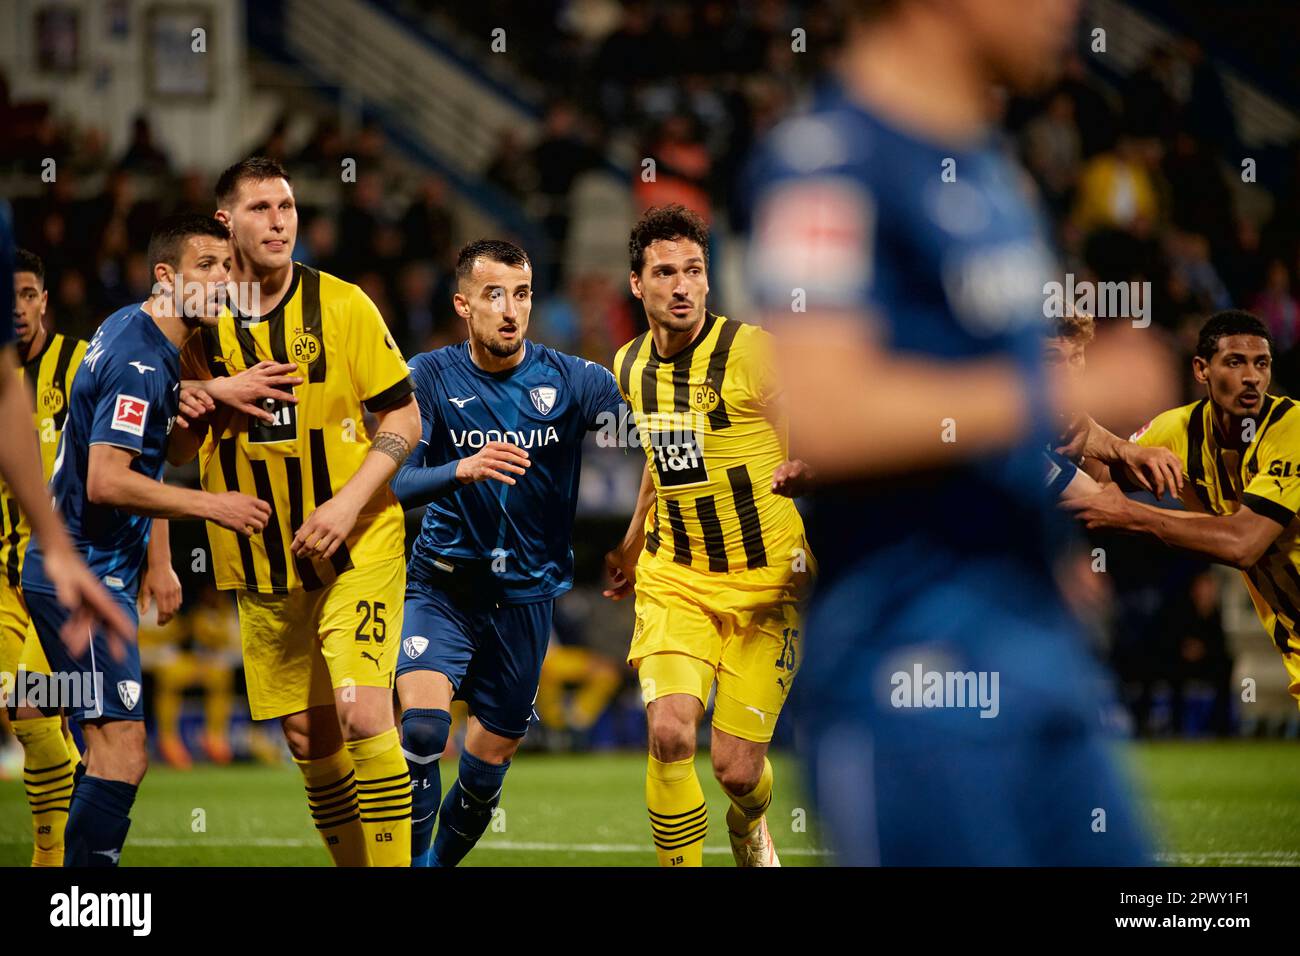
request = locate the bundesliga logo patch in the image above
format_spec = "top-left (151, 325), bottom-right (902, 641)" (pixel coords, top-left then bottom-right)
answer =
top-left (112, 394), bottom-right (149, 436)
top-left (403, 636), bottom-right (428, 659)
top-left (529, 386), bottom-right (557, 416)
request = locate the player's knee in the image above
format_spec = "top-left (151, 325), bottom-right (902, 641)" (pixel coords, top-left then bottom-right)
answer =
top-left (712, 758), bottom-right (761, 797)
top-left (647, 712), bottom-right (696, 763)
top-left (400, 708), bottom-right (451, 759)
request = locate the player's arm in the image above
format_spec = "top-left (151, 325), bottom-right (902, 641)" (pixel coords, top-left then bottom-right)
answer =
top-left (87, 444), bottom-right (270, 533)
top-left (1062, 483), bottom-right (1283, 570)
top-left (139, 519), bottom-right (182, 625)
top-left (773, 315), bottom-right (1171, 483)
top-left (291, 394), bottom-right (420, 559)
top-left (389, 363), bottom-right (530, 509)
top-left (0, 348), bottom-right (133, 643)
top-left (1070, 414), bottom-right (1184, 498)
top-left (603, 461), bottom-right (655, 600)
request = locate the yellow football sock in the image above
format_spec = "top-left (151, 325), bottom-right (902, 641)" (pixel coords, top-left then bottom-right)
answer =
top-left (647, 754), bottom-right (708, 867)
top-left (725, 756), bottom-right (774, 838)
top-left (13, 715), bottom-right (75, 867)
top-left (347, 728), bottom-right (411, 867)
top-left (295, 747), bottom-right (368, 867)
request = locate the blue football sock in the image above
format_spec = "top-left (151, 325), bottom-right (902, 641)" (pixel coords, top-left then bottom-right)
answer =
top-left (431, 749), bottom-right (509, 867)
top-left (64, 775), bottom-right (137, 867)
top-left (401, 707), bottom-right (451, 866)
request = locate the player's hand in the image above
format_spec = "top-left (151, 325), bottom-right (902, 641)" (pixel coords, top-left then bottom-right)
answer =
top-left (455, 441), bottom-right (531, 486)
top-left (1116, 442), bottom-right (1184, 499)
top-left (291, 495), bottom-right (360, 560)
top-left (602, 542), bottom-right (639, 601)
top-left (1059, 482), bottom-right (1136, 530)
top-left (1053, 415), bottom-right (1089, 462)
top-left (175, 384), bottom-right (216, 429)
top-left (772, 459), bottom-right (815, 497)
top-left (205, 362), bottom-right (302, 423)
top-left (41, 542), bottom-right (134, 661)
top-left (208, 491), bottom-right (272, 537)
top-left (139, 559), bottom-right (183, 625)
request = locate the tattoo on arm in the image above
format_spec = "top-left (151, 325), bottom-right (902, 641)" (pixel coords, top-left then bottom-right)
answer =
top-left (371, 431), bottom-right (411, 467)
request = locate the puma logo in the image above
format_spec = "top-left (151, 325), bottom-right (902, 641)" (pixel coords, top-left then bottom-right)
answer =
top-left (360, 650), bottom-right (383, 670)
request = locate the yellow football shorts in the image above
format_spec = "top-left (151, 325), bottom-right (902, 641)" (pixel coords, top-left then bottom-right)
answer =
top-left (237, 557), bottom-right (405, 720)
top-left (629, 544), bottom-right (813, 743)
top-left (0, 584), bottom-right (55, 710)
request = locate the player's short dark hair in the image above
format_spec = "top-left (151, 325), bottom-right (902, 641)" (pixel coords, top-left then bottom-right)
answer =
top-left (1053, 309), bottom-right (1095, 345)
top-left (14, 248), bottom-right (43, 286)
top-left (146, 215), bottom-right (230, 270)
top-left (455, 239), bottom-right (531, 286)
top-left (1196, 310), bottom-right (1274, 361)
top-left (628, 204), bottom-right (710, 276)
top-left (215, 156), bottom-right (292, 207)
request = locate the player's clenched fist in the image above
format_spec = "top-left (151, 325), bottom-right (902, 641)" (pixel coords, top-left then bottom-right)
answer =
top-left (208, 491), bottom-right (273, 536)
top-left (602, 543), bottom-right (638, 601)
top-left (456, 440), bottom-right (531, 486)
top-left (175, 384), bottom-right (216, 428)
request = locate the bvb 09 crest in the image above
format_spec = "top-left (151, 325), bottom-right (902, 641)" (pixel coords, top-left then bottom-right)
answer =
top-left (38, 386), bottom-right (64, 415)
top-left (689, 381), bottom-right (719, 413)
top-left (291, 331), bottom-right (322, 366)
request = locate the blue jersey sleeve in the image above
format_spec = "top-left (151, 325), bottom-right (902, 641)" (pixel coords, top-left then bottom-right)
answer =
top-left (89, 358), bottom-right (160, 457)
top-left (1043, 448), bottom-right (1079, 499)
top-left (390, 353), bottom-right (460, 508)
top-left (574, 356), bottom-right (623, 430)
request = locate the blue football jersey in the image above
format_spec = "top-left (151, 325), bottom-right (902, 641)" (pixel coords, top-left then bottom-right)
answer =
top-left (747, 84), bottom-right (1062, 609)
top-left (401, 341), bottom-right (623, 602)
top-left (23, 305), bottom-right (180, 599)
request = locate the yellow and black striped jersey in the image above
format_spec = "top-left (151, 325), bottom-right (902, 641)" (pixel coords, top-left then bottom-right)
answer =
top-left (182, 263), bottom-right (413, 594)
top-left (0, 332), bottom-right (88, 586)
top-left (1134, 394), bottom-right (1300, 658)
top-left (614, 313), bottom-right (804, 574)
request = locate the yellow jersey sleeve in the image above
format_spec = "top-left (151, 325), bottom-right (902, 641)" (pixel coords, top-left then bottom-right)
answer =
top-left (342, 283), bottom-right (413, 411)
top-left (1243, 401), bottom-right (1300, 527)
top-left (1130, 404), bottom-right (1193, 473)
top-left (729, 325), bottom-right (780, 409)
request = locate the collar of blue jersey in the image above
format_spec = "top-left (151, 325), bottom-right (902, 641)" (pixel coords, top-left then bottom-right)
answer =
top-left (229, 261), bottom-right (302, 324)
top-left (462, 338), bottom-right (534, 379)
top-left (816, 76), bottom-right (996, 156)
top-left (650, 311), bottom-right (719, 364)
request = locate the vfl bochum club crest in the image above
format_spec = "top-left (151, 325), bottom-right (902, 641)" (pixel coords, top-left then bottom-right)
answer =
top-left (403, 636), bottom-right (429, 659)
top-left (529, 386), bottom-right (557, 416)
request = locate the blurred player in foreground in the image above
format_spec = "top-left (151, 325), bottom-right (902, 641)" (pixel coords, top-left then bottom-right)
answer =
top-left (23, 215), bottom-right (270, 866)
top-left (604, 205), bottom-right (815, 867)
top-left (391, 239), bottom-right (623, 866)
top-left (746, 0), bottom-right (1174, 864)
top-left (1066, 310), bottom-right (1300, 707)
top-left (0, 249), bottom-right (88, 865)
top-left (176, 158), bottom-right (422, 866)
top-left (0, 207), bottom-right (133, 852)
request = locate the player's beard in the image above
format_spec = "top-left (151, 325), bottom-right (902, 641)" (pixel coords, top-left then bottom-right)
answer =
top-left (476, 328), bottom-right (524, 358)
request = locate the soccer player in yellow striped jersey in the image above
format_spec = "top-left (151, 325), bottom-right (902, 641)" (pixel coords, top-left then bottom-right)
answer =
top-left (1066, 310), bottom-right (1300, 706)
top-left (1, 249), bottom-right (85, 865)
top-left (174, 158), bottom-right (422, 866)
top-left (604, 205), bottom-right (815, 867)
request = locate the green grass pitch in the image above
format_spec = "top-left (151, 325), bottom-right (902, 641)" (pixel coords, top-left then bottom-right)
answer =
top-left (1, 742), bottom-right (1296, 866)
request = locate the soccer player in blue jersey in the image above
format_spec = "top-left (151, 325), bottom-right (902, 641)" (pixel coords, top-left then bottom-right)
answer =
top-left (22, 215), bottom-right (272, 866)
top-left (391, 239), bottom-right (624, 866)
top-left (745, 0), bottom-right (1176, 864)
top-left (0, 205), bottom-right (130, 656)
